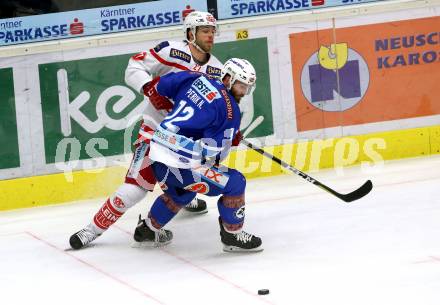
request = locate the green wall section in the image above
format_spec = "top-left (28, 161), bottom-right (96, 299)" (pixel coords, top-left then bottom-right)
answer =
top-left (0, 68), bottom-right (20, 169)
top-left (213, 37), bottom-right (274, 138)
top-left (39, 38), bottom-right (275, 164)
top-left (39, 55), bottom-right (143, 163)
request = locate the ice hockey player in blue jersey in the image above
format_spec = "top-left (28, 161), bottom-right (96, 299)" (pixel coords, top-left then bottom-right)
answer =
top-left (134, 58), bottom-right (263, 252)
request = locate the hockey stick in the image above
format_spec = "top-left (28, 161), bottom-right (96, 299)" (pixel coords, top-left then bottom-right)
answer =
top-left (242, 115), bottom-right (265, 138)
top-left (241, 139), bottom-right (373, 202)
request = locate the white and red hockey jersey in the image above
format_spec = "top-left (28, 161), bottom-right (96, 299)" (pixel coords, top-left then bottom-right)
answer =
top-left (125, 40), bottom-right (223, 143)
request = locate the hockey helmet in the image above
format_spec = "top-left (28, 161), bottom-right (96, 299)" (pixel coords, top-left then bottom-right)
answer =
top-left (183, 11), bottom-right (218, 42)
top-left (221, 58), bottom-right (257, 95)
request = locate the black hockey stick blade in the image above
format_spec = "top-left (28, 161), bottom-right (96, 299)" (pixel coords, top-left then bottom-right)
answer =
top-left (241, 139), bottom-right (373, 203)
top-left (325, 179), bottom-right (373, 202)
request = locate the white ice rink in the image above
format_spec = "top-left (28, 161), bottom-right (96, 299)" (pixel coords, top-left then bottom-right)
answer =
top-left (1, 155), bottom-right (440, 305)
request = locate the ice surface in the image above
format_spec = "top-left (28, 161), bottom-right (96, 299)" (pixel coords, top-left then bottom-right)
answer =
top-left (1, 156), bottom-right (440, 305)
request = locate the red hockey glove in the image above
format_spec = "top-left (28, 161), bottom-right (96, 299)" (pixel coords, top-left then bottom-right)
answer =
top-left (232, 130), bottom-right (243, 147)
top-left (142, 77), bottom-right (173, 110)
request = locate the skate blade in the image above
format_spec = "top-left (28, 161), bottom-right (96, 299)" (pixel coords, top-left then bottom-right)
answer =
top-left (183, 209), bottom-right (208, 215)
top-left (222, 244), bottom-right (264, 253)
top-left (131, 240), bottom-right (172, 248)
top-left (66, 243), bottom-right (97, 251)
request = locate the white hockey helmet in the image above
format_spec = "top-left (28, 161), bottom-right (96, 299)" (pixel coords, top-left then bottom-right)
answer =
top-left (221, 58), bottom-right (257, 95)
top-left (183, 11), bottom-right (218, 42)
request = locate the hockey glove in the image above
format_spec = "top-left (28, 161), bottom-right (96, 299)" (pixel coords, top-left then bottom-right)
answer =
top-left (232, 130), bottom-right (243, 147)
top-left (143, 77), bottom-right (173, 110)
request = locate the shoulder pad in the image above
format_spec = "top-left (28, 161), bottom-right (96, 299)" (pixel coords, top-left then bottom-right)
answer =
top-left (208, 55), bottom-right (223, 67)
top-left (206, 65), bottom-right (222, 77)
top-left (169, 48), bottom-right (192, 63)
top-left (153, 41), bottom-right (170, 53)
top-left (189, 71), bottom-right (203, 76)
top-left (203, 73), bottom-right (217, 80)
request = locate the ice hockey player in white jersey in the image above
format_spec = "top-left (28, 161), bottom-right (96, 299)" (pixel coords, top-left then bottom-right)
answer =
top-left (69, 11), bottom-right (223, 250)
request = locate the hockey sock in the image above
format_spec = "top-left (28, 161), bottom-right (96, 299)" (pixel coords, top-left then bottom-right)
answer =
top-left (148, 194), bottom-right (190, 230)
top-left (91, 183), bottom-right (146, 233)
top-left (217, 194), bottom-right (245, 232)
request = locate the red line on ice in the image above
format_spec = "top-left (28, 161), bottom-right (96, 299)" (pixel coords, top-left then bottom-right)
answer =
top-left (24, 231), bottom-right (166, 305)
top-left (114, 225), bottom-right (276, 305)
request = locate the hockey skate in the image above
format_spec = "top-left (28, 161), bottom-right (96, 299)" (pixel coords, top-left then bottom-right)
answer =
top-left (133, 215), bottom-right (173, 247)
top-left (69, 224), bottom-right (101, 250)
top-left (183, 197), bottom-right (208, 214)
top-left (218, 217), bottom-right (263, 252)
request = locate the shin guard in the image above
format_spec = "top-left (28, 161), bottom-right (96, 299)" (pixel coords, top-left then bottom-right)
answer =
top-left (148, 194), bottom-right (184, 230)
top-left (217, 194), bottom-right (245, 232)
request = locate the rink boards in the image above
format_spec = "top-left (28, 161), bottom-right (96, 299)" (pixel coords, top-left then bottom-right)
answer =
top-left (1, 124), bottom-right (439, 210)
top-left (1, 0), bottom-right (440, 210)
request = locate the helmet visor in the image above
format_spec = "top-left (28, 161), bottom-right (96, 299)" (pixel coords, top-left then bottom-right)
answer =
top-left (234, 81), bottom-right (256, 96)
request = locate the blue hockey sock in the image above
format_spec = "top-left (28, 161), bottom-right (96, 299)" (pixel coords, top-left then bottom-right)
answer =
top-left (149, 194), bottom-right (184, 229)
top-left (217, 194), bottom-right (245, 232)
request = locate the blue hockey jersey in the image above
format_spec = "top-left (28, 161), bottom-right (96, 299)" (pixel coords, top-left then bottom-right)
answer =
top-left (148, 71), bottom-right (241, 168)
